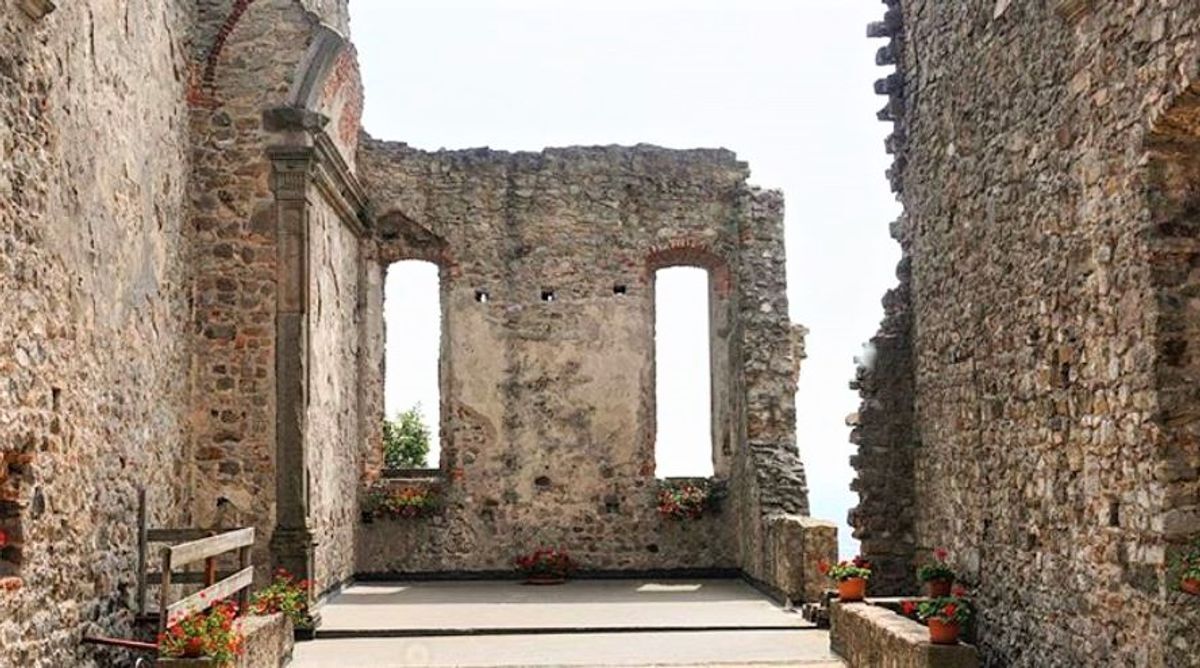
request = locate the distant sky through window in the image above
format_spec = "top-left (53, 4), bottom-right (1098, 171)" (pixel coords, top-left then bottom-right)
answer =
top-left (384, 261), bottom-right (441, 467)
top-left (654, 267), bottom-right (713, 479)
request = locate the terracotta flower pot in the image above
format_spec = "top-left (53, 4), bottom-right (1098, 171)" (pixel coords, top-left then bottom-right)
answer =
top-left (927, 578), bottom-right (953, 598)
top-left (1182, 578), bottom-right (1200, 596)
top-left (837, 577), bottom-right (866, 602)
top-left (928, 618), bottom-right (960, 645)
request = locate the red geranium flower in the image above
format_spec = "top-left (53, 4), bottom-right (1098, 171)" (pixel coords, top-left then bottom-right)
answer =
top-left (943, 603), bottom-right (957, 618)
top-left (0, 528), bottom-right (7, 548)
top-left (817, 560), bottom-right (830, 575)
top-left (900, 600), bottom-right (917, 616)
top-left (952, 584), bottom-right (968, 597)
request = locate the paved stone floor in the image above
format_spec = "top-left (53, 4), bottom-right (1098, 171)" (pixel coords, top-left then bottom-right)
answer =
top-left (291, 579), bottom-right (844, 666)
top-left (290, 630), bottom-right (842, 666)
top-left (317, 579), bottom-right (812, 633)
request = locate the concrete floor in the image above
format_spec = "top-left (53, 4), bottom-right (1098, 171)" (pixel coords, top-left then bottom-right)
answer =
top-left (317, 579), bottom-right (811, 633)
top-left (291, 580), bottom-right (844, 666)
top-left (290, 630), bottom-right (843, 667)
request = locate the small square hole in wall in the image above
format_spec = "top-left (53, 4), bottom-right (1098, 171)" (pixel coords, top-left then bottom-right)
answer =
top-left (613, 284), bottom-right (627, 296)
top-left (541, 290), bottom-right (556, 302)
top-left (475, 289), bottom-right (490, 304)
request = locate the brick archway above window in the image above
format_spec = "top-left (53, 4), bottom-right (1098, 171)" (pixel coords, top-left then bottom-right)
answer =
top-left (646, 241), bottom-right (732, 297)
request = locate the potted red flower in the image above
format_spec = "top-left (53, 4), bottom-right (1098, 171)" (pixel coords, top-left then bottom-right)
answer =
top-left (902, 586), bottom-right (973, 645)
top-left (514, 547), bottom-right (573, 585)
top-left (157, 600), bottom-right (245, 666)
top-left (917, 547), bottom-right (956, 597)
top-left (819, 556), bottom-right (872, 602)
top-left (250, 568), bottom-right (316, 640)
top-left (1173, 541), bottom-right (1200, 596)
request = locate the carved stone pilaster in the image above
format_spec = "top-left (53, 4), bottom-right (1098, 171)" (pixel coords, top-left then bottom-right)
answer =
top-left (268, 146), bottom-right (316, 588)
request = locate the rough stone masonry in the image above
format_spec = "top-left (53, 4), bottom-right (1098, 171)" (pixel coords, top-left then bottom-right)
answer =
top-left (0, 0), bottom-right (832, 664)
top-left (853, 1), bottom-right (1200, 666)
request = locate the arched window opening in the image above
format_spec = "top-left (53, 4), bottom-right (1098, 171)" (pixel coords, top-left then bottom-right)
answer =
top-left (654, 267), bottom-right (714, 478)
top-left (383, 260), bottom-right (442, 470)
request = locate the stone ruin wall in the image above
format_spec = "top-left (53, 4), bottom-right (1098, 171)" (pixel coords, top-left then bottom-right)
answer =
top-left (305, 193), bottom-right (365, 594)
top-left (0, 0), bottom-right (194, 664)
top-left (853, 1), bottom-right (1200, 666)
top-left (354, 141), bottom-right (812, 576)
top-left (0, 0), bottom-right (827, 661)
top-left (187, 0), bottom-right (367, 591)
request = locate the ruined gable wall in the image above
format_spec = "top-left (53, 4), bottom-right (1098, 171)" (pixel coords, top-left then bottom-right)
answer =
top-left (855, 1), bottom-right (1200, 665)
top-left (355, 142), bottom-right (755, 573)
top-left (0, 1), bottom-right (193, 664)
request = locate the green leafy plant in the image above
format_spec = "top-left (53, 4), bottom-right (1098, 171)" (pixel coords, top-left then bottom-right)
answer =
top-left (363, 485), bottom-right (440, 520)
top-left (657, 479), bottom-right (719, 519)
top-left (901, 586), bottom-right (973, 625)
top-left (158, 600), bottom-right (244, 665)
top-left (383, 405), bottom-right (432, 469)
top-left (819, 556), bottom-right (872, 582)
top-left (918, 547), bottom-right (956, 582)
top-left (250, 568), bottom-right (313, 630)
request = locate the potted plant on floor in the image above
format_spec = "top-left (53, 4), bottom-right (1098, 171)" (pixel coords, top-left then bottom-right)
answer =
top-left (819, 556), bottom-right (872, 602)
top-left (250, 568), bottom-right (316, 640)
top-left (515, 547), bottom-right (573, 585)
top-left (1173, 541), bottom-right (1200, 596)
top-left (902, 586), bottom-right (973, 645)
top-left (157, 600), bottom-right (245, 666)
top-left (917, 547), bottom-right (956, 597)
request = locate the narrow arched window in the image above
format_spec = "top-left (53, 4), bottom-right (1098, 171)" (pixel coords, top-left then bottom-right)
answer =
top-left (383, 260), bottom-right (442, 470)
top-left (654, 266), bottom-right (714, 478)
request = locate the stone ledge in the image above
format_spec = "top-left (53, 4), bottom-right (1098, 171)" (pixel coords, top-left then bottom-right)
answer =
top-left (157, 612), bottom-right (293, 667)
top-left (830, 601), bottom-right (978, 668)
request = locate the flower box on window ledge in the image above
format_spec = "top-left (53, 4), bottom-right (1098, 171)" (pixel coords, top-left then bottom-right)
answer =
top-left (361, 484), bottom-right (441, 522)
top-left (657, 478), bottom-right (725, 520)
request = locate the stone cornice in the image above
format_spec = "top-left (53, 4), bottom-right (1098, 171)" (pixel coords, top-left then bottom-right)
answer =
top-left (18, 0), bottom-right (55, 19)
top-left (266, 111), bottom-right (372, 238)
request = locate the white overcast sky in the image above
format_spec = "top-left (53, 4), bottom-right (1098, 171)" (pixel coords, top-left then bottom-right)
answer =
top-left (358, 0), bottom-right (901, 557)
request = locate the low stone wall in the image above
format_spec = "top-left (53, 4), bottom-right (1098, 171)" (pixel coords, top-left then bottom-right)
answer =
top-left (755, 515), bottom-right (837, 603)
top-left (157, 612), bottom-right (293, 668)
top-left (830, 601), bottom-right (977, 668)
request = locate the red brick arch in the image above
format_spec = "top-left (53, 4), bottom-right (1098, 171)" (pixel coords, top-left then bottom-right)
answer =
top-left (645, 241), bottom-right (732, 297)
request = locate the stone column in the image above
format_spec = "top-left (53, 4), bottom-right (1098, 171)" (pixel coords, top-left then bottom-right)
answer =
top-left (268, 145), bottom-right (317, 585)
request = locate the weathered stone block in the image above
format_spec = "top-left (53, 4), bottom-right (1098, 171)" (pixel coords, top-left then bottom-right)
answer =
top-left (830, 602), bottom-right (978, 668)
top-left (762, 514), bottom-right (837, 604)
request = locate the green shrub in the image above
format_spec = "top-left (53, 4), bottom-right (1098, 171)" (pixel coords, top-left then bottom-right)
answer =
top-left (383, 406), bottom-right (432, 469)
